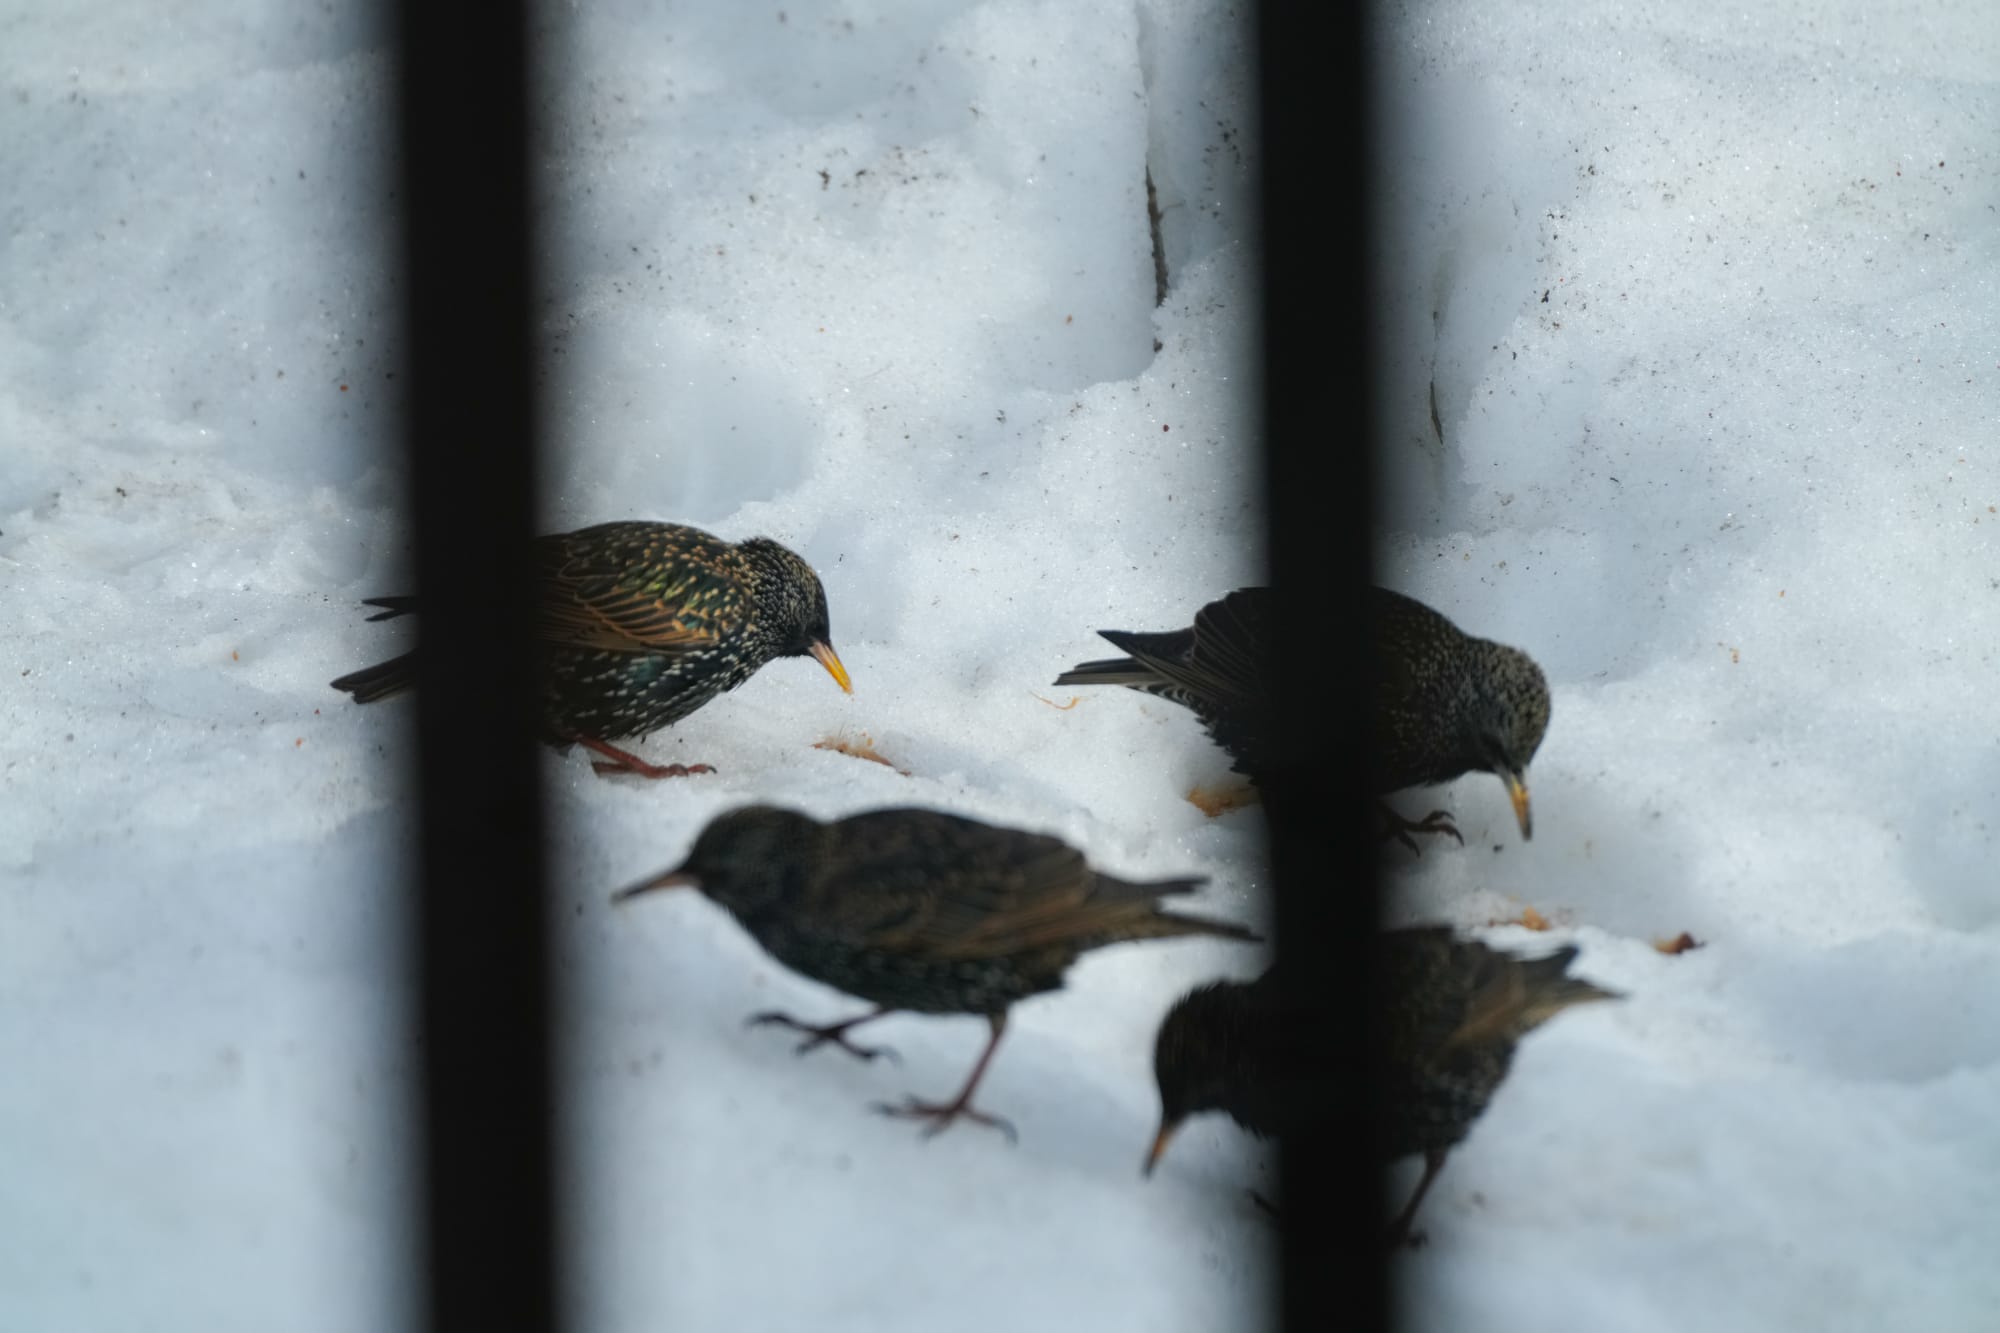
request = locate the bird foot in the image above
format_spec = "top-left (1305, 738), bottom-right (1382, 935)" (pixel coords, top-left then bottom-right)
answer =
top-left (746, 1011), bottom-right (899, 1064)
top-left (1376, 803), bottom-right (1463, 855)
top-left (573, 734), bottom-right (717, 780)
top-left (1388, 1223), bottom-right (1430, 1250)
top-left (871, 1094), bottom-right (1017, 1143)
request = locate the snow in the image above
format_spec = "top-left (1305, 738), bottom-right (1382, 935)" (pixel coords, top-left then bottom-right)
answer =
top-left (3, 0), bottom-right (1997, 1329)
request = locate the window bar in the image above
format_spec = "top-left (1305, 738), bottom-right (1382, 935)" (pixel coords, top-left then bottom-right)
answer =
top-left (394, 4), bottom-right (560, 1331)
top-left (1256, 0), bottom-right (1390, 1328)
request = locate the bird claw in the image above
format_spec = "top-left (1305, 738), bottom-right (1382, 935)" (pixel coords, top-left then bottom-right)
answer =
top-left (1378, 804), bottom-right (1463, 855)
top-left (744, 1011), bottom-right (900, 1064)
top-left (871, 1095), bottom-right (1018, 1143)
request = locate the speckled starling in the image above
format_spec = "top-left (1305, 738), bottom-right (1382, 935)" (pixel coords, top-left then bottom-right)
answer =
top-left (1056, 586), bottom-right (1549, 845)
top-left (612, 804), bottom-right (1260, 1139)
top-left (1373, 586), bottom-right (1549, 844)
top-left (329, 521), bottom-right (851, 778)
top-left (1145, 927), bottom-right (1617, 1243)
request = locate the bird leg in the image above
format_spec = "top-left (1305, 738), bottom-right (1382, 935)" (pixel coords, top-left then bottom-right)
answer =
top-left (572, 734), bottom-right (717, 780)
top-left (1375, 800), bottom-right (1464, 855)
top-left (1248, 1189), bottom-right (1281, 1221)
top-left (746, 1006), bottom-right (899, 1063)
top-left (1386, 1147), bottom-right (1450, 1248)
top-left (873, 1014), bottom-right (1017, 1142)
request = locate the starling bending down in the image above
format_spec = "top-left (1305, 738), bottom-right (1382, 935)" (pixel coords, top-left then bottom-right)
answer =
top-left (1372, 586), bottom-right (1549, 844)
top-left (612, 805), bottom-right (1260, 1139)
top-left (329, 522), bottom-right (851, 778)
top-left (1145, 927), bottom-right (1617, 1243)
top-left (1055, 586), bottom-right (1549, 845)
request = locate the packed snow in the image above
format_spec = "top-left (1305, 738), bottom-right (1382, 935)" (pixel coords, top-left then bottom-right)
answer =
top-left (3, 0), bottom-right (1997, 1329)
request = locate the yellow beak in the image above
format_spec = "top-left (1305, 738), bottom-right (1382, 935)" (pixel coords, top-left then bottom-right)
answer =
top-left (1142, 1118), bottom-right (1183, 1178)
top-left (609, 867), bottom-right (697, 904)
top-left (809, 640), bottom-right (853, 694)
top-left (1504, 769), bottom-right (1533, 841)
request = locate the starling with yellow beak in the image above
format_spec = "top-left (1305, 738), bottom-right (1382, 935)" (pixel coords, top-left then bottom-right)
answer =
top-left (1055, 585), bottom-right (1547, 846)
top-left (1373, 586), bottom-right (1549, 848)
top-left (330, 521), bottom-right (851, 778)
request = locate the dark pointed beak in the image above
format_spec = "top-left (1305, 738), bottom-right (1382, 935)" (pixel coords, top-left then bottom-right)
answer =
top-left (1142, 1117), bottom-right (1184, 1178)
top-left (610, 866), bottom-right (698, 904)
top-left (808, 639), bottom-right (853, 694)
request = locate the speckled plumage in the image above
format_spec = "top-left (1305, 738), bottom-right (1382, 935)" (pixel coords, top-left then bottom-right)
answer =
top-left (1373, 587), bottom-right (1550, 839)
top-left (1145, 927), bottom-right (1617, 1240)
top-left (614, 804), bottom-right (1260, 1138)
top-left (329, 522), bottom-right (850, 776)
top-left (1054, 585), bottom-right (1549, 841)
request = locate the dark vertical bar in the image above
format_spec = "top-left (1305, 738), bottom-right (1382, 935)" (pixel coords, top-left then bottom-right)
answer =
top-left (395, 3), bottom-right (557, 1331)
top-left (1256, 0), bottom-right (1387, 1330)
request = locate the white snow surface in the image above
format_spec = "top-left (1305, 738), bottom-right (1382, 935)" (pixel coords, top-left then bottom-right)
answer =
top-left (3, 0), bottom-right (1997, 1329)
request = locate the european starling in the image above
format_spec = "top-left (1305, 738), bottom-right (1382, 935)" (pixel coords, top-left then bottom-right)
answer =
top-left (329, 521), bottom-right (851, 778)
top-left (1056, 586), bottom-right (1549, 845)
top-left (612, 804), bottom-right (1260, 1139)
top-left (1145, 926), bottom-right (1617, 1243)
top-left (1373, 586), bottom-right (1548, 843)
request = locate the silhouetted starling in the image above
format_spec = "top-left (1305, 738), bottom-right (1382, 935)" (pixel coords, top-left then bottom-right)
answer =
top-left (1056, 586), bottom-right (1549, 846)
top-left (1145, 926), bottom-right (1617, 1243)
top-left (329, 522), bottom-right (851, 777)
top-left (613, 804), bottom-right (1260, 1139)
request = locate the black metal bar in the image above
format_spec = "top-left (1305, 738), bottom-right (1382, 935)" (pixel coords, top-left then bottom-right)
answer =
top-left (395, 4), bottom-right (558, 1331)
top-left (1256, 0), bottom-right (1388, 1328)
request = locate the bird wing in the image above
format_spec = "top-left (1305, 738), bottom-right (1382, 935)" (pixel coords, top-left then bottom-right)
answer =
top-left (1097, 586), bottom-right (1266, 713)
top-left (534, 524), bottom-right (735, 655)
top-left (809, 811), bottom-right (1171, 960)
top-left (1185, 587), bottom-right (1266, 704)
top-left (1094, 588), bottom-right (1268, 776)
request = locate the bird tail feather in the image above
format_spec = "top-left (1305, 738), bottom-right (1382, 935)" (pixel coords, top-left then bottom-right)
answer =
top-left (1114, 874), bottom-right (1263, 944)
top-left (1150, 908), bottom-right (1263, 944)
top-left (362, 595), bottom-right (420, 622)
top-left (1052, 654), bottom-right (1152, 688)
top-left (1447, 945), bottom-right (1619, 1048)
top-left (330, 652), bottom-right (418, 704)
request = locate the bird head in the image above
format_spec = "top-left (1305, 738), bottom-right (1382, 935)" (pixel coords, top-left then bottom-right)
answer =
top-left (740, 537), bottom-right (851, 694)
top-left (1471, 643), bottom-right (1549, 840)
top-left (610, 804), bottom-right (824, 916)
top-left (1144, 978), bottom-right (1254, 1177)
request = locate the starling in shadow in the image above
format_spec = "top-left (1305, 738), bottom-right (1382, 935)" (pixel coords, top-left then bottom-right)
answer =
top-left (613, 804), bottom-right (1260, 1139)
top-left (1144, 927), bottom-right (1617, 1244)
top-left (329, 521), bottom-right (851, 778)
top-left (1057, 586), bottom-right (1549, 846)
